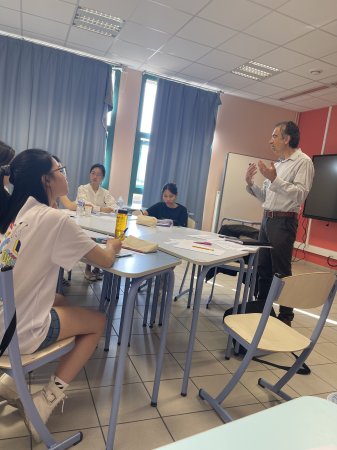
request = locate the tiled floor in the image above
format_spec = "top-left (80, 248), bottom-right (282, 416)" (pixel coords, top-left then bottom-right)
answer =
top-left (1, 259), bottom-right (337, 449)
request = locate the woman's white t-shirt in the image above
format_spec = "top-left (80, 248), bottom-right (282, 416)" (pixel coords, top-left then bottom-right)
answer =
top-left (76, 184), bottom-right (117, 210)
top-left (0, 197), bottom-right (96, 354)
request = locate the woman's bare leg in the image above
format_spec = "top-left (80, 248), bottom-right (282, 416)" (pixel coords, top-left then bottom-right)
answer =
top-left (52, 306), bottom-right (105, 384)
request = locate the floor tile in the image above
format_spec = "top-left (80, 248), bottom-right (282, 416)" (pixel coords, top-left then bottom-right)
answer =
top-left (163, 410), bottom-right (223, 441)
top-left (164, 332), bottom-right (206, 353)
top-left (32, 427), bottom-right (105, 450)
top-left (103, 417), bottom-right (173, 450)
top-left (130, 353), bottom-right (184, 381)
top-left (194, 331), bottom-right (228, 351)
top-left (0, 403), bottom-right (30, 439)
top-left (92, 383), bottom-right (159, 425)
top-left (271, 368), bottom-right (334, 396)
top-left (0, 436), bottom-right (31, 449)
top-left (85, 356), bottom-right (141, 388)
top-left (172, 351), bottom-right (229, 377)
top-left (144, 379), bottom-right (211, 416)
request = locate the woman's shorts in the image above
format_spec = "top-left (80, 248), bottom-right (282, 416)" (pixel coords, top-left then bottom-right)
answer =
top-left (36, 308), bottom-right (60, 351)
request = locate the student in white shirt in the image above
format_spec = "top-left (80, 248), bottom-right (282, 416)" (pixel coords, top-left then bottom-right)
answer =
top-left (0, 149), bottom-right (121, 442)
top-left (77, 163), bottom-right (118, 281)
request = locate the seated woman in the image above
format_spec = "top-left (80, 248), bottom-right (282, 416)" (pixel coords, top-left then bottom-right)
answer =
top-left (144, 182), bottom-right (188, 227)
top-left (0, 149), bottom-right (121, 442)
top-left (77, 163), bottom-right (118, 280)
top-left (77, 163), bottom-right (117, 213)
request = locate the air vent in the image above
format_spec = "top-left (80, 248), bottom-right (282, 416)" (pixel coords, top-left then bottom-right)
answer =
top-left (279, 83), bottom-right (337, 101)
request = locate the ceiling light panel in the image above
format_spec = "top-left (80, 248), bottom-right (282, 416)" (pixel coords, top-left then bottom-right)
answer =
top-left (231, 60), bottom-right (281, 80)
top-left (73, 7), bottom-right (124, 38)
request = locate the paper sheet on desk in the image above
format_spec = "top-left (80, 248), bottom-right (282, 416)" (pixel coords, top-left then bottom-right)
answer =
top-left (171, 240), bottom-right (225, 255)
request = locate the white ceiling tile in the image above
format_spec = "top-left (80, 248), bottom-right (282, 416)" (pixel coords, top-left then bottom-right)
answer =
top-left (322, 20), bottom-right (337, 37)
top-left (198, 0), bottom-right (269, 31)
top-left (266, 71), bottom-right (312, 89)
top-left (0, 24), bottom-right (21, 35)
top-left (309, 86), bottom-right (337, 98)
top-left (287, 80), bottom-right (325, 93)
top-left (65, 41), bottom-right (107, 57)
top-left (219, 33), bottom-right (276, 59)
top-left (259, 97), bottom-right (303, 110)
top-left (180, 62), bottom-right (224, 81)
top-left (152, 0), bottom-right (210, 15)
top-left (278, 0), bottom-right (337, 28)
top-left (79, 0), bottom-right (141, 20)
top-left (245, 12), bottom-right (314, 45)
top-left (161, 37), bottom-right (210, 61)
top-left (268, 89), bottom-right (298, 99)
top-left (256, 47), bottom-right (313, 70)
top-left (0, 6), bottom-right (20, 29)
top-left (198, 49), bottom-right (246, 72)
top-left (286, 30), bottom-right (337, 58)
top-left (147, 51), bottom-right (191, 71)
top-left (174, 73), bottom-right (209, 84)
top-left (118, 22), bottom-right (170, 50)
top-left (318, 74), bottom-right (337, 84)
top-left (22, 0), bottom-right (75, 24)
top-left (22, 31), bottom-right (66, 47)
top-left (251, 0), bottom-right (288, 7)
top-left (67, 27), bottom-right (114, 52)
top-left (317, 91), bottom-right (337, 103)
top-left (23, 14), bottom-right (69, 42)
top-left (322, 51), bottom-right (337, 67)
top-left (243, 82), bottom-right (283, 96)
top-left (177, 17), bottom-right (236, 47)
top-left (289, 60), bottom-right (337, 81)
top-left (0, 0), bottom-right (20, 8)
top-left (130, 0), bottom-right (191, 34)
top-left (212, 72), bottom-right (253, 89)
top-left (109, 39), bottom-right (155, 62)
top-left (288, 97), bottom-right (332, 109)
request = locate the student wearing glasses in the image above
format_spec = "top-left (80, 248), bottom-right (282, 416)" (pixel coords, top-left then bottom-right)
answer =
top-left (77, 163), bottom-right (118, 280)
top-left (76, 163), bottom-right (117, 213)
top-left (0, 149), bottom-right (121, 442)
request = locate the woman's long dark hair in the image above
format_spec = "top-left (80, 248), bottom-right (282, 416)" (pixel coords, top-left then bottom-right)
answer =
top-left (0, 149), bottom-right (53, 233)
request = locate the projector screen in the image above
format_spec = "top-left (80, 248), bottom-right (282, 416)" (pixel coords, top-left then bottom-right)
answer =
top-left (303, 154), bottom-right (337, 222)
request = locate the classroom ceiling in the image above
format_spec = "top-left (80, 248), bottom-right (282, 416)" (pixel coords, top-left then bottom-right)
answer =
top-left (2, 0), bottom-right (337, 112)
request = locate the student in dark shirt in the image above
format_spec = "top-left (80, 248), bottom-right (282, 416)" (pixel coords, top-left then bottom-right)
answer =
top-left (144, 183), bottom-right (188, 227)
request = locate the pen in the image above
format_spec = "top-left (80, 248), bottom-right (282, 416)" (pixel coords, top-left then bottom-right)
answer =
top-left (118, 227), bottom-right (128, 240)
top-left (192, 245), bottom-right (214, 251)
top-left (194, 241), bottom-right (212, 246)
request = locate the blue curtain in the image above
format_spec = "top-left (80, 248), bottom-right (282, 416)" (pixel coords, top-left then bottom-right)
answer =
top-left (142, 78), bottom-right (221, 226)
top-left (0, 35), bottom-right (112, 199)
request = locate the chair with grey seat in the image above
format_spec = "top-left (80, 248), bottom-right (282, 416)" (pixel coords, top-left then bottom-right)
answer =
top-left (199, 271), bottom-right (337, 422)
top-left (0, 266), bottom-right (83, 449)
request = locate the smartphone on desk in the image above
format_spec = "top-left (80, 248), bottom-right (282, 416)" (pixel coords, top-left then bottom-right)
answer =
top-left (93, 237), bottom-right (108, 244)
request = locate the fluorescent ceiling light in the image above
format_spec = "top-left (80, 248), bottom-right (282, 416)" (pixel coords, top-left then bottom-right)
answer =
top-left (73, 7), bottom-right (124, 37)
top-left (232, 61), bottom-right (281, 81)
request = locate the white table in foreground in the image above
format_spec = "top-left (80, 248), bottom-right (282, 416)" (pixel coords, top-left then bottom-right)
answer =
top-left (156, 397), bottom-right (337, 450)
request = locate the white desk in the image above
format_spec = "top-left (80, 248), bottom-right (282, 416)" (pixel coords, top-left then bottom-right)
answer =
top-left (157, 397), bottom-right (337, 450)
top-left (75, 214), bottom-right (258, 395)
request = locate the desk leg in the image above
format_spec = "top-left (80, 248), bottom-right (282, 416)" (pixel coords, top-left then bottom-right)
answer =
top-left (105, 275), bottom-right (119, 351)
top-left (105, 281), bottom-right (139, 450)
top-left (151, 269), bottom-right (175, 406)
top-left (181, 265), bottom-right (208, 396)
top-left (187, 264), bottom-right (196, 309)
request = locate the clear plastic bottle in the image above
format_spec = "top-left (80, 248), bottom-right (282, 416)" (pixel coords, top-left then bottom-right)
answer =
top-left (76, 199), bottom-right (85, 216)
top-left (115, 208), bottom-right (128, 239)
top-left (116, 196), bottom-right (124, 209)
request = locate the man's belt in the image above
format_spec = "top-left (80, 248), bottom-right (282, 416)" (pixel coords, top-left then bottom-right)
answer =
top-left (264, 210), bottom-right (297, 218)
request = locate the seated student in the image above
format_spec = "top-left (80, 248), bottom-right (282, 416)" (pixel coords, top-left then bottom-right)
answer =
top-left (77, 163), bottom-right (117, 213)
top-left (144, 182), bottom-right (188, 227)
top-left (0, 149), bottom-right (121, 442)
top-left (0, 140), bottom-right (15, 189)
top-left (77, 163), bottom-right (118, 280)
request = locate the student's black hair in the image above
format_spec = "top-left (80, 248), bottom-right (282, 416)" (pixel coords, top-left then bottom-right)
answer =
top-left (162, 182), bottom-right (178, 196)
top-left (0, 141), bottom-right (15, 166)
top-left (0, 149), bottom-right (53, 233)
top-left (90, 163), bottom-right (105, 178)
top-left (275, 121), bottom-right (300, 149)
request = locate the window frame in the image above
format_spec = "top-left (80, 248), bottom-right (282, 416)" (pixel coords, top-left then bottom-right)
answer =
top-left (128, 74), bottom-right (158, 205)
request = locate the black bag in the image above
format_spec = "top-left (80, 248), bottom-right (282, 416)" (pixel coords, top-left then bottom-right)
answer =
top-left (223, 301), bottom-right (310, 375)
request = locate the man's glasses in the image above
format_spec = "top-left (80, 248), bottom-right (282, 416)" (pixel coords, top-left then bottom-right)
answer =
top-left (51, 166), bottom-right (67, 177)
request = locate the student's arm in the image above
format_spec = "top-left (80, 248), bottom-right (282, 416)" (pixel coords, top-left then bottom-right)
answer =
top-left (59, 195), bottom-right (77, 211)
top-left (84, 238), bottom-right (122, 268)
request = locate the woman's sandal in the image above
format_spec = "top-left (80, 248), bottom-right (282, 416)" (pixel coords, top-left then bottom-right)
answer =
top-left (84, 271), bottom-right (97, 282)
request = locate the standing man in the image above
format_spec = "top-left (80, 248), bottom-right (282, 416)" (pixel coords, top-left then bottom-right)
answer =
top-left (245, 121), bottom-right (314, 326)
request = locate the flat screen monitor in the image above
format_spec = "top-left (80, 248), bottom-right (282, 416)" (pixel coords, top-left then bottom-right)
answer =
top-left (303, 154), bottom-right (337, 222)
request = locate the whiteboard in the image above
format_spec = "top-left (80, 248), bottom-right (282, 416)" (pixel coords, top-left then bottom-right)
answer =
top-left (216, 153), bottom-right (273, 229)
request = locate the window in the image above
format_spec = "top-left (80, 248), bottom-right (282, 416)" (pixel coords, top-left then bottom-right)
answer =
top-left (128, 75), bottom-right (158, 207)
top-left (102, 69), bottom-right (121, 189)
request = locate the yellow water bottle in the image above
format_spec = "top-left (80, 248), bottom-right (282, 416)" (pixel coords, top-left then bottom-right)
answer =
top-left (115, 209), bottom-right (128, 240)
